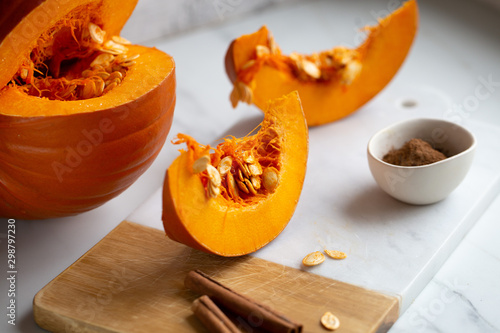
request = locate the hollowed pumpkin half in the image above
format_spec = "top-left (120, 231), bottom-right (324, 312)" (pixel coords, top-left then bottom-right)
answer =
top-left (225, 0), bottom-right (418, 126)
top-left (0, 0), bottom-right (175, 219)
top-left (162, 91), bottom-right (308, 257)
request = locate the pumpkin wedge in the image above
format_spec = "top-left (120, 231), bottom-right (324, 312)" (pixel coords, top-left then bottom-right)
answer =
top-left (0, 0), bottom-right (175, 219)
top-left (225, 0), bottom-right (418, 126)
top-left (162, 91), bottom-right (308, 256)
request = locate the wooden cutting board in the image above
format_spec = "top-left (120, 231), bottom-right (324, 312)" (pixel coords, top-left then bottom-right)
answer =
top-left (34, 221), bottom-right (398, 333)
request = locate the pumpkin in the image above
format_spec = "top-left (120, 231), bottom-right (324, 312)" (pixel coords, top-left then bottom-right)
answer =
top-left (162, 91), bottom-right (308, 256)
top-left (225, 0), bottom-right (418, 126)
top-left (0, 0), bottom-right (176, 219)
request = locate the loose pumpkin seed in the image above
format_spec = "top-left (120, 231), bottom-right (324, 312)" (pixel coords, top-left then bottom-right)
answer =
top-left (302, 251), bottom-right (325, 267)
top-left (320, 312), bottom-right (340, 331)
top-left (324, 250), bottom-right (347, 260)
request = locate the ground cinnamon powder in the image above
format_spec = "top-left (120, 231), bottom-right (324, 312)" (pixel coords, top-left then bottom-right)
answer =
top-left (383, 138), bottom-right (447, 166)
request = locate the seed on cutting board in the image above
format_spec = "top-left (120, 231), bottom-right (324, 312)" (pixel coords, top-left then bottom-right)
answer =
top-left (302, 251), bottom-right (325, 266)
top-left (320, 311), bottom-right (340, 331)
top-left (324, 250), bottom-right (347, 260)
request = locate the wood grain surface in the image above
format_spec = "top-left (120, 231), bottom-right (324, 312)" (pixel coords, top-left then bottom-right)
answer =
top-left (33, 221), bottom-right (399, 333)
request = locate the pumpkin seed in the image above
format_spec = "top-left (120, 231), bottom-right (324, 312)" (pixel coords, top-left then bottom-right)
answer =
top-left (248, 163), bottom-right (262, 176)
top-left (256, 45), bottom-right (270, 57)
top-left (262, 167), bottom-right (279, 192)
top-left (111, 35), bottom-right (131, 45)
top-left (250, 176), bottom-right (261, 190)
top-left (81, 69), bottom-right (93, 78)
top-left (91, 53), bottom-right (115, 68)
top-left (241, 59), bottom-right (255, 70)
top-left (301, 59), bottom-right (321, 79)
top-left (120, 60), bottom-right (136, 67)
top-left (102, 81), bottom-right (117, 94)
top-left (96, 71), bottom-right (110, 79)
top-left (244, 178), bottom-right (257, 195)
top-left (80, 80), bottom-right (96, 99)
top-left (341, 60), bottom-right (362, 85)
top-left (104, 40), bottom-right (128, 54)
top-left (324, 250), bottom-right (347, 260)
top-left (237, 180), bottom-right (249, 194)
top-left (208, 183), bottom-right (220, 198)
top-left (237, 160), bottom-right (250, 179)
top-left (320, 312), bottom-right (340, 331)
top-left (88, 23), bottom-right (105, 45)
top-left (108, 71), bottom-right (123, 81)
top-left (193, 155), bottom-right (210, 173)
top-left (20, 68), bottom-right (28, 80)
top-left (206, 165), bottom-right (221, 187)
top-left (218, 156), bottom-right (232, 176)
top-left (94, 78), bottom-right (105, 96)
top-left (302, 251), bottom-right (325, 267)
top-left (227, 172), bottom-right (239, 198)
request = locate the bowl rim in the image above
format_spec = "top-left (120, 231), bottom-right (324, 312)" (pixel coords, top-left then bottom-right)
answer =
top-left (367, 117), bottom-right (477, 169)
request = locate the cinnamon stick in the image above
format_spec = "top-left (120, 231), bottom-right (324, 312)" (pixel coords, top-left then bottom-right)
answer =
top-left (192, 295), bottom-right (240, 333)
top-left (185, 270), bottom-right (303, 333)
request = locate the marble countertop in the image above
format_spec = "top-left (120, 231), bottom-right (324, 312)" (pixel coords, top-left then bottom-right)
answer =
top-left (1, 0), bottom-right (500, 332)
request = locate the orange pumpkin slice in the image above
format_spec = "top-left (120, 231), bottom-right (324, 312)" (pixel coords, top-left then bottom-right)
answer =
top-left (0, 0), bottom-right (175, 219)
top-left (162, 91), bottom-right (308, 256)
top-left (225, 0), bottom-right (418, 126)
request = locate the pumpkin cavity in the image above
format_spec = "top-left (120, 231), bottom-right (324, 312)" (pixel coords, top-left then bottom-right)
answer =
top-left (173, 119), bottom-right (283, 207)
top-left (230, 30), bottom-right (363, 108)
top-left (6, 2), bottom-right (136, 101)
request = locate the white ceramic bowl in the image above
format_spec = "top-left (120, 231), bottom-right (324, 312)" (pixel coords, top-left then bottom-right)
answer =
top-left (367, 118), bottom-right (476, 205)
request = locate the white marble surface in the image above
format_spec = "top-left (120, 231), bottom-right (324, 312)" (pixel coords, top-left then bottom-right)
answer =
top-left (1, 0), bottom-right (500, 332)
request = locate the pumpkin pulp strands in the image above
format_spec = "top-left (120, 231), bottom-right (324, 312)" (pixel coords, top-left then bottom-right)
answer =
top-left (5, 3), bottom-right (139, 101)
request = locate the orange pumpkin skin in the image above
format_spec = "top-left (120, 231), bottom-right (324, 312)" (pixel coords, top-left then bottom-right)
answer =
top-left (225, 0), bottom-right (418, 126)
top-left (162, 91), bottom-right (308, 257)
top-left (0, 1), bottom-right (176, 219)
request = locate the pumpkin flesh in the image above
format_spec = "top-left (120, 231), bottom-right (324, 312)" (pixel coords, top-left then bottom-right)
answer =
top-left (225, 0), bottom-right (418, 126)
top-left (162, 91), bottom-right (308, 256)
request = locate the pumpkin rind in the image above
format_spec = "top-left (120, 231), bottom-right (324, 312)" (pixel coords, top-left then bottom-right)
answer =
top-left (225, 0), bottom-right (419, 126)
top-left (0, 2), bottom-right (176, 219)
top-left (162, 91), bottom-right (308, 257)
